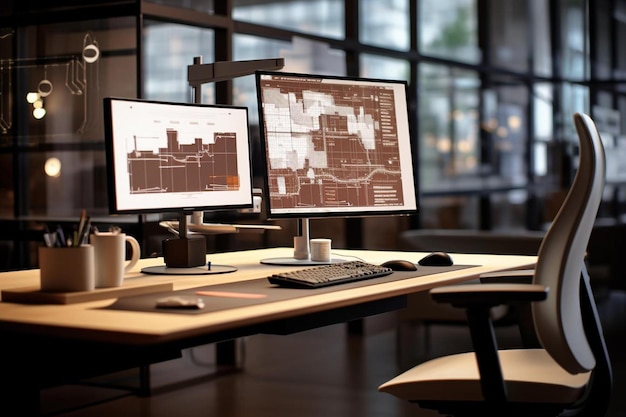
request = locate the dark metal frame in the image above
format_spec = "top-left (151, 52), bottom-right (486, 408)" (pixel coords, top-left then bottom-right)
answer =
top-left (0, 0), bottom-right (623, 270)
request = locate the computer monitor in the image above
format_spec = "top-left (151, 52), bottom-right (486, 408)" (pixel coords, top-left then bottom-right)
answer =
top-left (255, 71), bottom-right (418, 265)
top-left (103, 97), bottom-right (253, 274)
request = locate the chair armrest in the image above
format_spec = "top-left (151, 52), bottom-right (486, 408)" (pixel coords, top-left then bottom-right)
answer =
top-left (430, 283), bottom-right (548, 309)
top-left (459, 278), bottom-right (544, 348)
top-left (479, 269), bottom-right (535, 284)
top-left (430, 283), bottom-right (549, 401)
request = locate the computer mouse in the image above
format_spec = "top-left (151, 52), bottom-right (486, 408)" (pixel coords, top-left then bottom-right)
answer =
top-left (155, 295), bottom-right (205, 309)
top-left (380, 259), bottom-right (418, 271)
top-left (418, 252), bottom-right (454, 267)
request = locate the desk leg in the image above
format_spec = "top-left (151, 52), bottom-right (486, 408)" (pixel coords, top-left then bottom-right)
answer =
top-left (215, 340), bottom-right (238, 366)
top-left (138, 364), bottom-right (151, 397)
top-left (347, 318), bottom-right (364, 335)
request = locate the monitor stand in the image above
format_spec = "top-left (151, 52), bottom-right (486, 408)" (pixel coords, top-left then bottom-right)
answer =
top-left (260, 218), bottom-right (346, 266)
top-left (142, 211), bottom-right (237, 275)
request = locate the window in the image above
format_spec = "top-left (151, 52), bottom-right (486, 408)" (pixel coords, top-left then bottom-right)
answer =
top-left (233, 0), bottom-right (344, 39)
top-left (360, 0), bottom-right (410, 51)
top-left (360, 54), bottom-right (410, 81)
top-left (146, 0), bottom-right (214, 14)
top-left (560, 0), bottom-right (587, 79)
top-left (0, 154), bottom-right (12, 216)
top-left (531, 0), bottom-right (552, 76)
top-left (418, 64), bottom-right (480, 186)
top-left (489, 0), bottom-right (529, 72)
top-left (144, 21), bottom-right (215, 103)
top-left (419, 0), bottom-right (480, 64)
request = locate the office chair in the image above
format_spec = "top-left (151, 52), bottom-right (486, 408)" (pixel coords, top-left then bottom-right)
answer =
top-left (379, 112), bottom-right (613, 417)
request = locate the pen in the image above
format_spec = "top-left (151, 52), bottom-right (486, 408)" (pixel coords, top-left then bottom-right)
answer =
top-left (75, 210), bottom-right (86, 246)
top-left (55, 224), bottom-right (66, 247)
top-left (77, 216), bottom-right (91, 245)
top-left (43, 232), bottom-right (56, 247)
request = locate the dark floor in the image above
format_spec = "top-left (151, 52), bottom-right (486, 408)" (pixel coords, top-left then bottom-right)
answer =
top-left (41, 290), bottom-right (626, 417)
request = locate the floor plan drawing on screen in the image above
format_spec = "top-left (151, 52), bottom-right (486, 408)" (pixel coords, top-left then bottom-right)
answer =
top-left (127, 128), bottom-right (240, 194)
top-left (260, 76), bottom-right (408, 211)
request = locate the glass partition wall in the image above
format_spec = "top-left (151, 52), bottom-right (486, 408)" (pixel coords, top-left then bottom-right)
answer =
top-left (0, 0), bottom-right (622, 269)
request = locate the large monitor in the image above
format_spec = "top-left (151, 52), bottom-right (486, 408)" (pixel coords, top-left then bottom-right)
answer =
top-left (103, 97), bottom-right (253, 274)
top-left (255, 71), bottom-right (418, 265)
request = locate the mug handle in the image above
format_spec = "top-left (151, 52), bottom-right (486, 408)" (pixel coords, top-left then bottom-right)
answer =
top-left (124, 235), bottom-right (140, 272)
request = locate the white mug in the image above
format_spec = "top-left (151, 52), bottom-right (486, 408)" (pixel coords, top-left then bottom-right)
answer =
top-left (90, 232), bottom-right (140, 288)
top-left (310, 238), bottom-right (332, 262)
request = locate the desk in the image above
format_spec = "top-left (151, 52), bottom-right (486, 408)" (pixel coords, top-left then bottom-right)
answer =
top-left (0, 247), bottom-right (535, 415)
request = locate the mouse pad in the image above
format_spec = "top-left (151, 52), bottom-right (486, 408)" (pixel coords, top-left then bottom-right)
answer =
top-left (100, 265), bottom-right (475, 316)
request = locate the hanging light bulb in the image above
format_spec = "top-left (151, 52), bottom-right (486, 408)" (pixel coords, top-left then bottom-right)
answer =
top-left (44, 157), bottom-right (62, 177)
top-left (31, 95), bottom-right (46, 120)
top-left (26, 92), bottom-right (40, 103)
top-left (33, 107), bottom-right (46, 119)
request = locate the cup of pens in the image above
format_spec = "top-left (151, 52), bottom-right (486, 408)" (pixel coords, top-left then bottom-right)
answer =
top-left (39, 245), bottom-right (95, 292)
top-left (39, 211), bottom-right (95, 292)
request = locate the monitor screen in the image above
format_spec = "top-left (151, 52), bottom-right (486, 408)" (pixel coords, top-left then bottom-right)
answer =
top-left (255, 71), bottom-right (418, 220)
top-left (103, 97), bottom-right (253, 215)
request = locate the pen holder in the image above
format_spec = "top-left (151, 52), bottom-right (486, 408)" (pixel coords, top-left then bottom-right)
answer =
top-left (39, 245), bottom-right (95, 292)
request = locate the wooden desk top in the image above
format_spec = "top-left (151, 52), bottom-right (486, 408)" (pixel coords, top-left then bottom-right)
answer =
top-left (0, 248), bottom-right (536, 346)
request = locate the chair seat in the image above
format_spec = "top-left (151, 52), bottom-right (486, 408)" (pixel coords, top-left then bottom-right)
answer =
top-left (379, 349), bottom-right (590, 404)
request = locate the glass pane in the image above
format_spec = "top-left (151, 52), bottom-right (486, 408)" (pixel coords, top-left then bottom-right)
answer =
top-left (233, 0), bottom-right (344, 40)
top-left (146, 0), bottom-right (214, 14)
top-left (360, 0), bottom-right (410, 51)
top-left (531, 0), bottom-right (552, 76)
top-left (0, 154), bottom-right (12, 216)
top-left (360, 54), bottom-right (410, 82)
top-left (419, 0), bottom-right (480, 64)
top-left (618, 20), bottom-right (626, 76)
top-left (533, 83), bottom-right (553, 181)
top-left (8, 17), bottom-right (136, 144)
top-left (561, 83), bottom-right (589, 142)
top-left (534, 83), bottom-right (553, 142)
top-left (619, 96), bottom-right (626, 136)
top-left (482, 77), bottom-right (528, 185)
top-left (28, 151), bottom-right (108, 217)
top-left (560, 0), bottom-right (587, 79)
top-left (0, 27), bottom-right (12, 139)
top-left (418, 64), bottom-right (480, 189)
top-left (489, 0), bottom-right (528, 71)
top-left (144, 20), bottom-right (214, 103)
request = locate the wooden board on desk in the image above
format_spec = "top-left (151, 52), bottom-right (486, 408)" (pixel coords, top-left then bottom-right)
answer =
top-left (1, 282), bottom-right (174, 305)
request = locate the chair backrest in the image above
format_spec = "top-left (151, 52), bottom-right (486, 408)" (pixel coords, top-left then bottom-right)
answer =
top-left (532, 112), bottom-right (606, 374)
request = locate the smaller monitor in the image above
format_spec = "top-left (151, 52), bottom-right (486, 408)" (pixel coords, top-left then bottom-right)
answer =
top-left (103, 97), bottom-right (253, 274)
top-left (104, 97), bottom-right (252, 215)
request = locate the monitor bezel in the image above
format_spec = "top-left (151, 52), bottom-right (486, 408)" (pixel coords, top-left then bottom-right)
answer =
top-left (255, 70), bottom-right (419, 220)
top-left (103, 96), bottom-right (254, 215)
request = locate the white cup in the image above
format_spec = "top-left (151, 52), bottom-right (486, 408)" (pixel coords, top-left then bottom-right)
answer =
top-left (310, 238), bottom-right (332, 262)
top-left (39, 245), bottom-right (95, 292)
top-left (90, 232), bottom-right (140, 288)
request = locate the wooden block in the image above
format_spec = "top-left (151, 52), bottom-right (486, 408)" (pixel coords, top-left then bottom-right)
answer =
top-left (1, 282), bottom-right (173, 305)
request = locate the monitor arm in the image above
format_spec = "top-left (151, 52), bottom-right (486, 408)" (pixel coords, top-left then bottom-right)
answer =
top-left (188, 57), bottom-right (285, 88)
